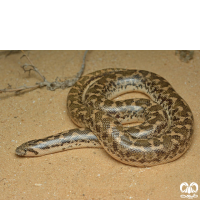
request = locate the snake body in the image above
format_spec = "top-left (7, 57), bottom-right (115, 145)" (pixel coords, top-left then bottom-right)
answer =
top-left (16, 68), bottom-right (194, 167)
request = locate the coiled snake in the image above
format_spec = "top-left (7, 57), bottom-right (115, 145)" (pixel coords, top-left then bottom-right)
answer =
top-left (15, 68), bottom-right (194, 167)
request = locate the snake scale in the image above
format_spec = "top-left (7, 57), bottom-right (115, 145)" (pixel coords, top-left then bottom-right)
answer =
top-left (15, 68), bottom-right (194, 167)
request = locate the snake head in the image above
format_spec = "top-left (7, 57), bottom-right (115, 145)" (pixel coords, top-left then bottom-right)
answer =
top-left (15, 140), bottom-right (39, 156)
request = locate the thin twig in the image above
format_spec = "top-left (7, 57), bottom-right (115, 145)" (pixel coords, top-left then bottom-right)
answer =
top-left (0, 178), bottom-right (5, 182)
top-left (0, 51), bottom-right (88, 94)
top-left (0, 85), bottom-right (40, 94)
top-left (21, 64), bottom-right (46, 82)
top-left (21, 50), bottom-right (34, 65)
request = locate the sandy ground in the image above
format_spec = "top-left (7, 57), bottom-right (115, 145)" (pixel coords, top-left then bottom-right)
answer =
top-left (0, 50), bottom-right (199, 200)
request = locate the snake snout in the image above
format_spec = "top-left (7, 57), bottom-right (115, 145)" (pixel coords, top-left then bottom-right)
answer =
top-left (15, 146), bottom-right (27, 156)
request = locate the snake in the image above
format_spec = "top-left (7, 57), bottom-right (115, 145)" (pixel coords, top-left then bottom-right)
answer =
top-left (15, 68), bottom-right (194, 167)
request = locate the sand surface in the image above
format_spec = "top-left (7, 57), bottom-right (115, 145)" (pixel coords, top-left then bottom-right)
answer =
top-left (0, 50), bottom-right (199, 200)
